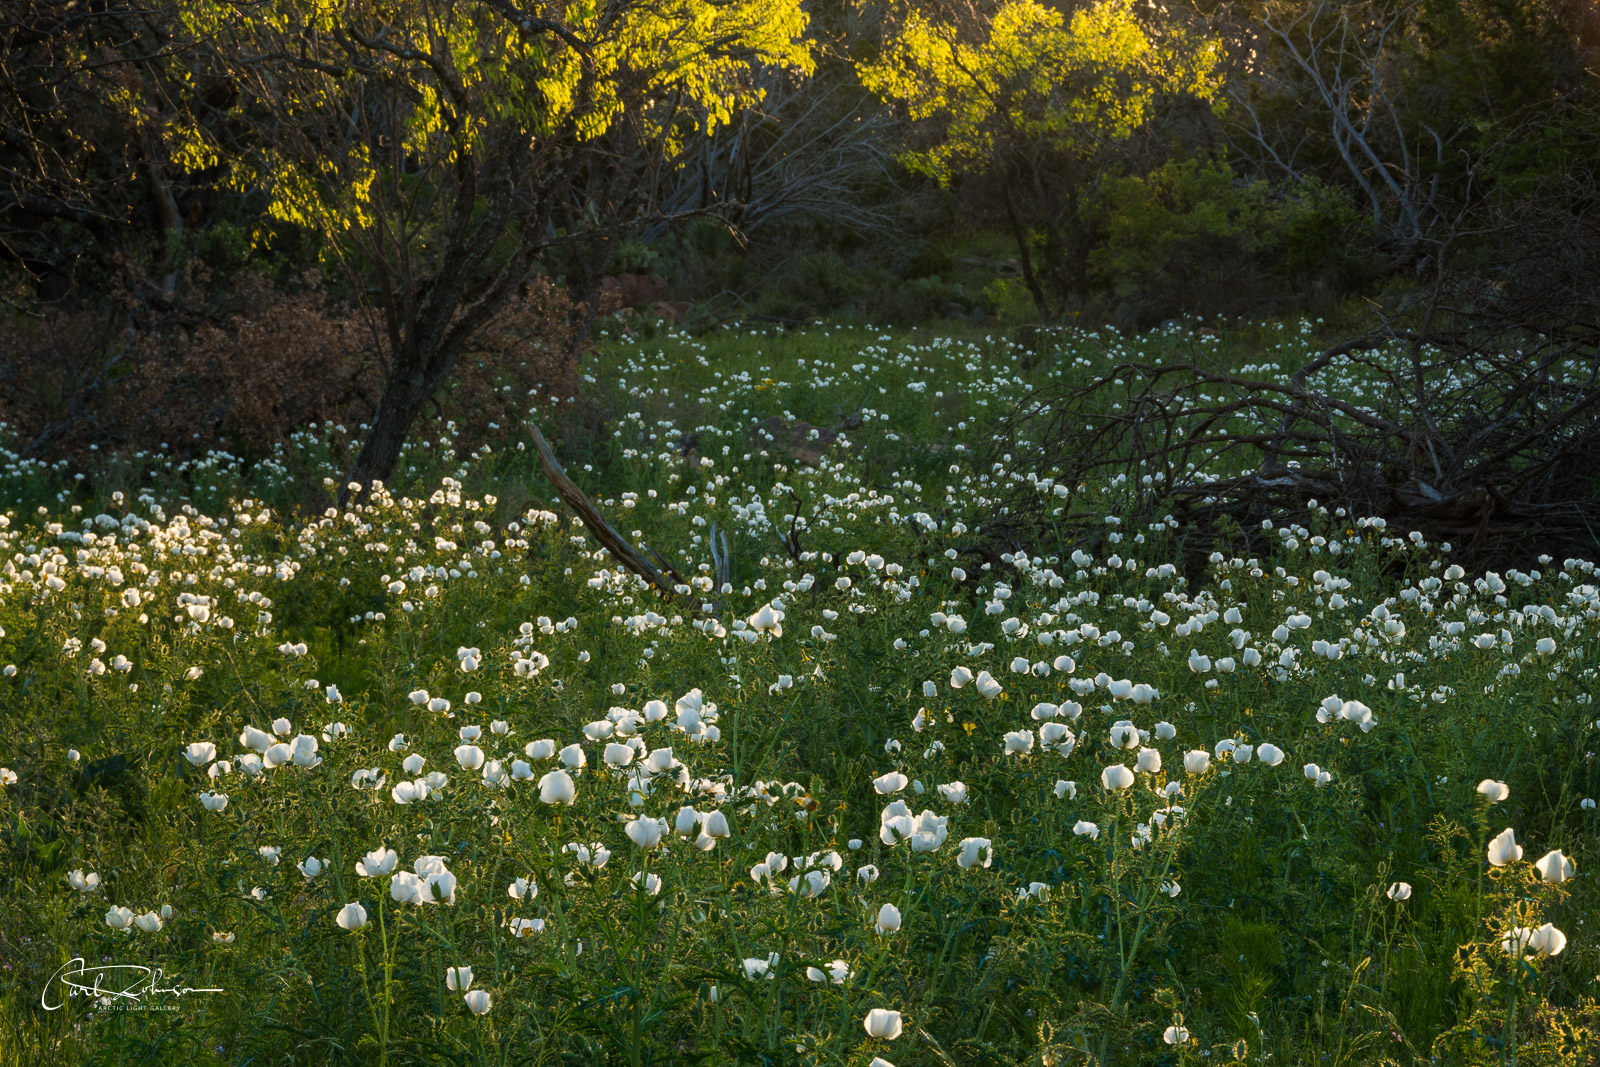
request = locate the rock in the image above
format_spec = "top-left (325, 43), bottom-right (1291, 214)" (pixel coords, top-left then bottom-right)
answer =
top-left (747, 416), bottom-right (839, 467)
top-left (652, 301), bottom-right (689, 324)
top-left (600, 274), bottom-right (670, 310)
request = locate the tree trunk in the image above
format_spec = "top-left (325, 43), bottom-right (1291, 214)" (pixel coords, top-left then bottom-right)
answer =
top-left (1001, 181), bottom-right (1050, 316)
top-left (344, 375), bottom-right (426, 501)
top-left (335, 135), bottom-right (558, 507)
top-left (142, 136), bottom-right (183, 304)
top-left (1030, 157), bottom-right (1095, 303)
top-left (1061, 181), bottom-right (1096, 299)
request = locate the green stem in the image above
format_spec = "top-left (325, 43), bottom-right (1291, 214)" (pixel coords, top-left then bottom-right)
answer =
top-left (1097, 794), bottom-right (1185, 1066)
top-left (379, 894), bottom-right (393, 1067)
top-left (1106, 843), bottom-right (1179, 1014)
top-left (1506, 956), bottom-right (1521, 1067)
top-left (356, 929), bottom-right (382, 1034)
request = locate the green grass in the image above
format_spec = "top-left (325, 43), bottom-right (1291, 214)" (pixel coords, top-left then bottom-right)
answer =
top-left (0, 320), bottom-right (1595, 1065)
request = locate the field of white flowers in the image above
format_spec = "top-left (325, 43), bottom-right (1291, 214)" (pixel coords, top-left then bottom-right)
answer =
top-left (0, 321), bottom-right (1595, 1066)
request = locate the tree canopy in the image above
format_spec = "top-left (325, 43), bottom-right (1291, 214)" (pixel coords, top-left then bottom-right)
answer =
top-left (860, 0), bottom-right (1223, 311)
top-left (175, 0), bottom-right (815, 239)
top-left (861, 0), bottom-right (1222, 184)
top-left (173, 0), bottom-right (814, 489)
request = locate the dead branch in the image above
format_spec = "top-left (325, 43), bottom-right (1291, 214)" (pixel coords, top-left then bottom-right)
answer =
top-left (527, 421), bottom-right (683, 597)
top-left (982, 325), bottom-right (1600, 570)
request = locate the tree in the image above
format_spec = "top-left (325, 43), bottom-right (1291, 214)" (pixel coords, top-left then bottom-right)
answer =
top-left (177, 0), bottom-right (813, 495)
top-left (0, 0), bottom-right (230, 307)
top-left (1226, 0), bottom-right (1594, 254)
top-left (859, 0), bottom-right (1222, 314)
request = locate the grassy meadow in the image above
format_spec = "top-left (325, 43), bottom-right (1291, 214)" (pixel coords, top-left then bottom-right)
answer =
top-left (0, 320), bottom-right (1596, 1066)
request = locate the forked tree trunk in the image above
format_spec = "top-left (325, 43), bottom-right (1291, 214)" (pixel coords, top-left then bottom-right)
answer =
top-left (336, 152), bottom-right (555, 505)
top-left (342, 309), bottom-right (456, 503)
top-left (345, 375), bottom-right (427, 499)
top-left (1001, 181), bottom-right (1050, 316)
top-left (339, 239), bottom-right (544, 504)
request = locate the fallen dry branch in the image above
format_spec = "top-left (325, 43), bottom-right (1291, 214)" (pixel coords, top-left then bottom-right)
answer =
top-left (984, 327), bottom-right (1600, 569)
top-left (527, 421), bottom-right (684, 597)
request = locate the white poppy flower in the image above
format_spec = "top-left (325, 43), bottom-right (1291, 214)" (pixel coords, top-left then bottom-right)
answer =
top-left (538, 769), bottom-right (576, 805)
top-left (1101, 765), bottom-right (1134, 790)
top-left (956, 837), bottom-right (992, 869)
top-left (356, 848), bottom-right (398, 878)
top-left (873, 771), bottom-right (909, 794)
top-left (1476, 780), bottom-right (1509, 803)
top-left (626, 817), bottom-right (664, 850)
top-left (1003, 730), bottom-right (1034, 756)
top-left (863, 1008), bottom-right (903, 1040)
top-left (1534, 849), bottom-right (1575, 883)
top-left (1487, 827), bottom-right (1523, 866)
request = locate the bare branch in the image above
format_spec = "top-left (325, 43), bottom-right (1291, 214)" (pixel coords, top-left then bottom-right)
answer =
top-left (527, 421), bottom-right (680, 597)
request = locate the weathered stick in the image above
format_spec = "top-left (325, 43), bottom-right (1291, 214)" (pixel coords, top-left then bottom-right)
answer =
top-left (527, 421), bottom-right (681, 597)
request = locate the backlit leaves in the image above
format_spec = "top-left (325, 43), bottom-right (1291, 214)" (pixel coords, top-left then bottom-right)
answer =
top-left (860, 0), bottom-right (1223, 184)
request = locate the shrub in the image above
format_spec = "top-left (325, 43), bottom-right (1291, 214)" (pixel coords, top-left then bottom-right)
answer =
top-left (1087, 159), bottom-right (1365, 325)
top-left (984, 277), bottom-right (1037, 323)
top-left (0, 276), bottom-right (580, 463)
top-left (795, 249), bottom-right (864, 310)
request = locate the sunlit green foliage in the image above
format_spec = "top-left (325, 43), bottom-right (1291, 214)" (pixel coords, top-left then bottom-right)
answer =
top-left (860, 0), bottom-right (1221, 185)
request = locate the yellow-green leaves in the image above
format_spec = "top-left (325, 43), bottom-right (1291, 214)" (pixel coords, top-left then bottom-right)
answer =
top-left (542, 0), bottom-right (815, 144)
top-left (189, 0), bottom-right (813, 245)
top-left (168, 119), bottom-right (221, 174)
top-left (860, 0), bottom-right (1222, 185)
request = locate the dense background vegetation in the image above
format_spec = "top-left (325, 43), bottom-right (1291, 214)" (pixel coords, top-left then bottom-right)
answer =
top-left (5, 0), bottom-right (1598, 474)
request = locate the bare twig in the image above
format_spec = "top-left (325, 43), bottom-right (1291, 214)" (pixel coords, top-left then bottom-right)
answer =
top-left (780, 493), bottom-right (806, 562)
